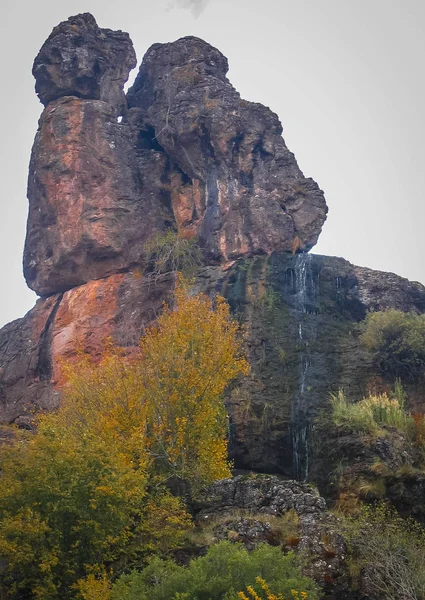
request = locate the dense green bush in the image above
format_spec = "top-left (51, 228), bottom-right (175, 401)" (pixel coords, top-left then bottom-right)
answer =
top-left (111, 541), bottom-right (320, 600)
top-left (341, 503), bottom-right (425, 600)
top-left (361, 309), bottom-right (425, 378)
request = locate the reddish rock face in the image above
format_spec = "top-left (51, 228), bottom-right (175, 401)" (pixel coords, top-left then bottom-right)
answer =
top-left (0, 296), bottom-right (62, 425)
top-left (2, 253), bottom-right (425, 448)
top-left (0, 271), bottom-right (175, 424)
top-left (24, 96), bottom-right (174, 296)
top-left (9, 12), bottom-right (425, 488)
top-left (50, 271), bottom-right (174, 385)
top-left (127, 36), bottom-right (328, 260)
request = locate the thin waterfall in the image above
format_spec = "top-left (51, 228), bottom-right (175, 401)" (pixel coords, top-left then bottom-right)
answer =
top-left (290, 253), bottom-right (317, 481)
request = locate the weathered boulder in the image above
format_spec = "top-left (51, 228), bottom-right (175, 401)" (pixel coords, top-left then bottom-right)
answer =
top-left (196, 474), bottom-right (326, 518)
top-left (128, 36), bottom-right (327, 261)
top-left (32, 13), bottom-right (136, 112)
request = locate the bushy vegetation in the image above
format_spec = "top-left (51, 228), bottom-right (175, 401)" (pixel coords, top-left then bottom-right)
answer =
top-left (341, 503), bottom-right (425, 600)
top-left (110, 541), bottom-right (320, 600)
top-left (0, 282), bottom-right (248, 599)
top-left (331, 382), bottom-right (411, 436)
top-left (361, 309), bottom-right (425, 378)
top-left (143, 230), bottom-right (203, 276)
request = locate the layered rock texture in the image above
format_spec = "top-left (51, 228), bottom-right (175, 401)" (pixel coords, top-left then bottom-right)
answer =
top-left (24, 14), bottom-right (173, 295)
top-left (2, 13), bottom-right (425, 492)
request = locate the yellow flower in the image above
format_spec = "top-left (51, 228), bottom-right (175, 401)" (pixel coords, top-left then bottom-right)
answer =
top-left (246, 586), bottom-right (261, 600)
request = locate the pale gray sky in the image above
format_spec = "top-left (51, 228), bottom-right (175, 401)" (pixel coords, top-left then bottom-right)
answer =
top-left (1, 0), bottom-right (424, 328)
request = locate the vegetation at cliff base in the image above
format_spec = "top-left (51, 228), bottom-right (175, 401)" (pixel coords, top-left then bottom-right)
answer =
top-left (341, 503), bottom-right (425, 600)
top-left (110, 541), bottom-right (320, 600)
top-left (0, 281), bottom-right (249, 599)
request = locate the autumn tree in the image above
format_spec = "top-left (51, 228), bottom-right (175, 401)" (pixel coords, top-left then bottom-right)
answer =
top-left (59, 278), bottom-right (248, 489)
top-left (137, 279), bottom-right (249, 486)
top-left (0, 281), bottom-right (248, 599)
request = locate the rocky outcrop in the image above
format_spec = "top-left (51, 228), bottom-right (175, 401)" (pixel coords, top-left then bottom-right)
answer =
top-left (0, 296), bottom-right (61, 425)
top-left (32, 13), bottom-right (136, 112)
top-left (196, 474), bottom-right (326, 518)
top-left (24, 14), bottom-right (327, 296)
top-left (24, 14), bottom-right (176, 296)
top-left (193, 254), bottom-right (425, 483)
top-left (0, 271), bottom-right (175, 423)
top-left (3, 250), bottom-right (425, 486)
top-left (128, 36), bottom-right (327, 261)
top-left (195, 475), bottom-right (347, 595)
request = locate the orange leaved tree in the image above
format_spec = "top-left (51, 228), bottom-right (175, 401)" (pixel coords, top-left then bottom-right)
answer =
top-left (0, 280), bottom-right (248, 599)
top-left (58, 277), bottom-right (249, 489)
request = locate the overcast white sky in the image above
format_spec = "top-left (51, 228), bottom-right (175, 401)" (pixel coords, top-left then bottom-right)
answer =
top-left (1, 0), bottom-right (424, 328)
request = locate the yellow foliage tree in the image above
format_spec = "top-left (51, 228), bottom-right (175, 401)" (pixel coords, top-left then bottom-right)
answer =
top-left (138, 279), bottom-right (249, 485)
top-left (59, 278), bottom-right (249, 489)
top-left (0, 280), bottom-right (247, 599)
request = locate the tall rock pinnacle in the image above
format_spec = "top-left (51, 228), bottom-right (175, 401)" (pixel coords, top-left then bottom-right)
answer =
top-left (24, 14), bottom-right (327, 296)
top-left (24, 14), bottom-right (173, 296)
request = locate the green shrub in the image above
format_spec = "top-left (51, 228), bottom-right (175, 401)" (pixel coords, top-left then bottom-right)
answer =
top-left (331, 389), bottom-right (378, 435)
top-left (331, 385), bottom-right (412, 436)
top-left (143, 230), bottom-right (203, 276)
top-left (340, 503), bottom-right (425, 600)
top-left (361, 309), bottom-right (425, 378)
top-left (111, 541), bottom-right (321, 600)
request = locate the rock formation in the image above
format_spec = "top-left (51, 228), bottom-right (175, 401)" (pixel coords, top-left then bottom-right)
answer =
top-left (24, 14), bottom-right (174, 296)
top-left (127, 37), bottom-right (327, 260)
top-left (1, 13), bottom-right (425, 492)
top-left (23, 13), bottom-right (327, 297)
top-left (195, 475), bottom-right (347, 591)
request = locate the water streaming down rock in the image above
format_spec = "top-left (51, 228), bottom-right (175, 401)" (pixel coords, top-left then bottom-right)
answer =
top-left (291, 253), bottom-right (319, 481)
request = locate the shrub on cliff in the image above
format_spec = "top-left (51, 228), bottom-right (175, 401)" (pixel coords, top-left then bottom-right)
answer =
top-left (341, 503), bottom-right (425, 600)
top-left (110, 541), bottom-right (320, 600)
top-left (0, 281), bottom-right (248, 599)
top-left (331, 383), bottom-right (412, 436)
top-left (360, 309), bottom-right (425, 378)
top-left (143, 230), bottom-right (203, 277)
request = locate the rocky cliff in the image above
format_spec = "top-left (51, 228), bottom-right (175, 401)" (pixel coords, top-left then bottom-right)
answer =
top-left (2, 13), bottom-right (425, 487)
